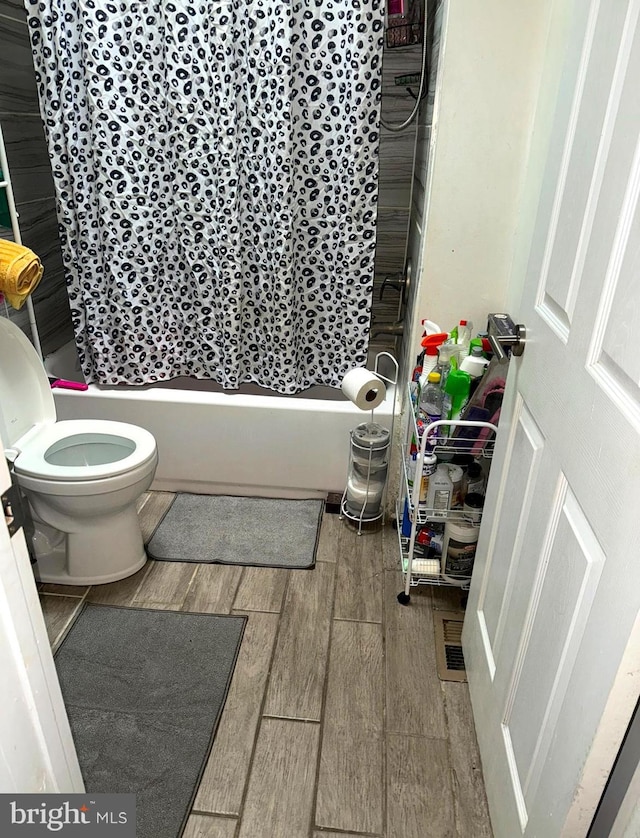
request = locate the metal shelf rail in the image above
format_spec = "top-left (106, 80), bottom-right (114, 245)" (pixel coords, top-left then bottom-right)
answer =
top-left (0, 123), bottom-right (44, 358)
top-left (397, 395), bottom-right (497, 603)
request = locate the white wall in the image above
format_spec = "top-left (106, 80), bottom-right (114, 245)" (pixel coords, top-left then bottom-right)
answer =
top-left (409, 0), bottom-right (556, 349)
top-left (505, 0), bottom-right (578, 314)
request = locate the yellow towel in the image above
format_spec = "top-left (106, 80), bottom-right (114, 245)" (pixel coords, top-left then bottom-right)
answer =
top-left (0, 239), bottom-right (44, 310)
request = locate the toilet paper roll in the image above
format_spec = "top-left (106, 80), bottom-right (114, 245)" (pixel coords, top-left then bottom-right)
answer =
top-left (341, 368), bottom-right (386, 410)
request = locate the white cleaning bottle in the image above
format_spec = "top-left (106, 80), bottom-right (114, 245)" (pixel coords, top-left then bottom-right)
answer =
top-left (425, 464), bottom-right (453, 519)
top-left (460, 345), bottom-right (490, 378)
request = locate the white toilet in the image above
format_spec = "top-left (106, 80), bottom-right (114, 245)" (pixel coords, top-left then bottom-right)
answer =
top-left (0, 317), bottom-right (158, 585)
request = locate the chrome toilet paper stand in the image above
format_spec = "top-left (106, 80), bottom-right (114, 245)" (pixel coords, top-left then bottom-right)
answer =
top-left (340, 352), bottom-right (399, 535)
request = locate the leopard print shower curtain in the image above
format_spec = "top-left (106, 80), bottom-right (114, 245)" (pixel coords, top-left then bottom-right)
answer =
top-left (26, 0), bottom-right (385, 392)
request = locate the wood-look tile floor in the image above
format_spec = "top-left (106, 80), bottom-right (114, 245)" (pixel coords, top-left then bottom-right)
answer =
top-left (39, 491), bottom-right (493, 838)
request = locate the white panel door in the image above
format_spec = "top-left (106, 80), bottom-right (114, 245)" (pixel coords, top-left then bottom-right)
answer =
top-left (0, 443), bottom-right (83, 792)
top-left (463, 1), bottom-right (640, 836)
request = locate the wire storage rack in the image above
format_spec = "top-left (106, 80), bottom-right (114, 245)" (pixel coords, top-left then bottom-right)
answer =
top-left (396, 383), bottom-right (497, 604)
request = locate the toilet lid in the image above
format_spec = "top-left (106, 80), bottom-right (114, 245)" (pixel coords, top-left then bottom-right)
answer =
top-left (13, 419), bottom-right (157, 481)
top-left (0, 316), bottom-right (55, 449)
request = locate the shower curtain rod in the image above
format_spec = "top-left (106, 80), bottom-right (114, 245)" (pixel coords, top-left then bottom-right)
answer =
top-left (0, 123), bottom-right (44, 360)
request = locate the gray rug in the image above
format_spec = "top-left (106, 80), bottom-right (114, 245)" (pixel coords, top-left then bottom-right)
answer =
top-left (55, 604), bottom-right (245, 838)
top-left (147, 494), bottom-right (323, 569)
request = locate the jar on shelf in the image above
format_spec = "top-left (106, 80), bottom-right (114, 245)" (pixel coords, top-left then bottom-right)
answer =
top-left (463, 461), bottom-right (486, 497)
top-left (344, 422), bottom-right (391, 520)
top-left (463, 492), bottom-right (485, 523)
top-left (441, 519), bottom-right (479, 585)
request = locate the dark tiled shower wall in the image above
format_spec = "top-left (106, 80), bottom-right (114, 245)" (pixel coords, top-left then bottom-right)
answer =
top-left (0, 1), bottom-right (74, 356)
top-left (371, 42), bottom-right (423, 353)
top-left (377, 45), bottom-right (423, 275)
top-left (400, 0), bottom-right (443, 381)
top-left (0, 1), bottom-right (423, 360)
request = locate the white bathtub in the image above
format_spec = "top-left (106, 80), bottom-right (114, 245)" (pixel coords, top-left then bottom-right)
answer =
top-left (46, 342), bottom-right (397, 499)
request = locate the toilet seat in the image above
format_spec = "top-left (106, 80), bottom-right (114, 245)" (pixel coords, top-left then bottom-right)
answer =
top-left (0, 317), bottom-right (158, 586)
top-left (0, 318), bottom-right (157, 484)
top-left (13, 419), bottom-right (157, 481)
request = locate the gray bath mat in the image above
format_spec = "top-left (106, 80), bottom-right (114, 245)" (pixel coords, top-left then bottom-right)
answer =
top-left (147, 494), bottom-right (323, 569)
top-left (55, 604), bottom-right (245, 838)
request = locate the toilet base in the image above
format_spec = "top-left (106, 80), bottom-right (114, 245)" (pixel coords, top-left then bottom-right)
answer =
top-left (30, 505), bottom-right (150, 586)
top-left (35, 549), bottom-right (148, 586)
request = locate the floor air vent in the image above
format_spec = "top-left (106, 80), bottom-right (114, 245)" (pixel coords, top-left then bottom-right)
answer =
top-left (434, 611), bottom-right (467, 682)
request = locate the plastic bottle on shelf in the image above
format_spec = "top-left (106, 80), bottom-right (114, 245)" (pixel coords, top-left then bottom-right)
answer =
top-left (436, 342), bottom-right (461, 389)
top-left (441, 520), bottom-right (479, 585)
top-left (406, 450), bottom-right (418, 494)
top-left (419, 333), bottom-right (448, 384)
top-left (419, 453), bottom-right (438, 507)
top-left (425, 463), bottom-right (453, 518)
top-left (447, 463), bottom-right (464, 508)
top-left (418, 370), bottom-right (443, 447)
top-left (463, 461), bottom-right (485, 497)
top-left (410, 320), bottom-right (442, 405)
top-left (441, 368), bottom-right (471, 436)
top-left (456, 319), bottom-right (473, 358)
top-left (401, 499), bottom-right (413, 537)
top-left (463, 492), bottom-right (485, 523)
top-left (419, 370), bottom-right (443, 417)
top-left (460, 345), bottom-right (490, 379)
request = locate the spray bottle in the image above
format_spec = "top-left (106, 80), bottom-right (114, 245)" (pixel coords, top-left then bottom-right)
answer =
top-left (441, 367), bottom-right (471, 439)
top-left (410, 321), bottom-right (444, 406)
top-left (456, 319), bottom-right (473, 359)
top-left (436, 342), bottom-right (461, 389)
top-left (421, 319), bottom-right (442, 337)
top-left (419, 332), bottom-right (448, 384)
top-left (418, 371), bottom-right (444, 451)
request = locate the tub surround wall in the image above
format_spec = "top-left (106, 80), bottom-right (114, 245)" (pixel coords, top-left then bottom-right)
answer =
top-left (0, 0), bottom-right (74, 357)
